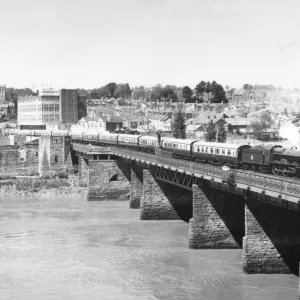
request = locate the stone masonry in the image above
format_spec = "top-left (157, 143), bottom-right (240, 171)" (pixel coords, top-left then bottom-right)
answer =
top-left (243, 197), bottom-right (300, 274)
top-left (130, 161), bottom-right (143, 209)
top-left (0, 139), bottom-right (39, 175)
top-left (78, 157), bottom-right (89, 186)
top-left (87, 159), bottom-right (130, 201)
top-left (189, 184), bottom-right (244, 249)
top-left (39, 135), bottom-right (70, 175)
top-left (140, 169), bottom-right (181, 220)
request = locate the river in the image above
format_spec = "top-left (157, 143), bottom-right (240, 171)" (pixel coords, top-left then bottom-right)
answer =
top-left (0, 194), bottom-right (298, 300)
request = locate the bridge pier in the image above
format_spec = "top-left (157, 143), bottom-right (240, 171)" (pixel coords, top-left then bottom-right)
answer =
top-left (243, 196), bottom-right (300, 274)
top-left (140, 169), bottom-right (182, 220)
top-left (78, 157), bottom-right (89, 186)
top-left (189, 184), bottom-right (244, 249)
top-left (87, 159), bottom-right (130, 201)
top-left (130, 161), bottom-right (143, 209)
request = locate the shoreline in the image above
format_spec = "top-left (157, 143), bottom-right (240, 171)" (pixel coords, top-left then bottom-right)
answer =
top-left (0, 175), bottom-right (87, 199)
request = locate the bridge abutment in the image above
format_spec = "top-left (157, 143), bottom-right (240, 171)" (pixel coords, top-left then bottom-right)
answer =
top-left (243, 197), bottom-right (300, 274)
top-left (130, 161), bottom-right (143, 209)
top-left (87, 159), bottom-right (130, 201)
top-left (189, 184), bottom-right (244, 249)
top-left (140, 169), bottom-right (182, 220)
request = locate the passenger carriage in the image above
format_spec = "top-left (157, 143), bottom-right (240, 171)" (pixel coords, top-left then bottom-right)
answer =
top-left (192, 142), bottom-right (250, 166)
top-left (82, 132), bottom-right (99, 143)
top-left (139, 136), bottom-right (158, 152)
top-left (51, 130), bottom-right (70, 136)
top-left (117, 134), bottom-right (141, 148)
top-left (34, 130), bottom-right (52, 136)
top-left (160, 138), bottom-right (197, 158)
top-left (70, 131), bottom-right (84, 141)
top-left (98, 133), bottom-right (118, 145)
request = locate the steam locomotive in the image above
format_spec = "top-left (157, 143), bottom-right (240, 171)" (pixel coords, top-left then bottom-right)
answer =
top-left (70, 131), bottom-right (300, 178)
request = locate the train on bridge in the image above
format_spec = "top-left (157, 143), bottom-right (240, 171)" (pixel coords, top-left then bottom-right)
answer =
top-left (11, 129), bottom-right (300, 178)
top-left (69, 131), bottom-right (300, 178)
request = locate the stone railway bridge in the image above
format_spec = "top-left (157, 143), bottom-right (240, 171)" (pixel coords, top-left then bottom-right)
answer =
top-left (3, 130), bottom-right (300, 297)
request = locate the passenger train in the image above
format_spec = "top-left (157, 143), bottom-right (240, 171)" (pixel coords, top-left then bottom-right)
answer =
top-left (13, 129), bottom-right (300, 178)
top-left (70, 131), bottom-right (300, 178)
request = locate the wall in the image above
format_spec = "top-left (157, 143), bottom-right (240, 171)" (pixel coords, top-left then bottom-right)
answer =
top-left (88, 159), bottom-right (130, 201)
top-left (0, 139), bottom-right (39, 175)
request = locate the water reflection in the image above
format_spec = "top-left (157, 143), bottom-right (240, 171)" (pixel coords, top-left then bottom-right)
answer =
top-left (0, 196), bottom-right (297, 300)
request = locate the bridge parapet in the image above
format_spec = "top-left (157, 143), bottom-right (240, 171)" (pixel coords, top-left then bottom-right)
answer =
top-left (72, 143), bottom-right (111, 154)
top-left (109, 147), bottom-right (300, 207)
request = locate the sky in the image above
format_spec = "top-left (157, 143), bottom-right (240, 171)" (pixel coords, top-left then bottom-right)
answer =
top-left (0, 0), bottom-right (300, 90)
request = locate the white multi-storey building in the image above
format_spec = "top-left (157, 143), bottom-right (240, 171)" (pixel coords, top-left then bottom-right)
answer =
top-left (18, 88), bottom-right (60, 129)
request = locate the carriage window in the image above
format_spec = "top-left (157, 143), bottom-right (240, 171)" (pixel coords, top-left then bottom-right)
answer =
top-left (205, 147), bottom-right (208, 153)
top-left (210, 148), bottom-right (214, 154)
top-left (201, 147), bottom-right (204, 152)
top-left (227, 150), bottom-right (231, 156)
top-left (222, 149), bottom-right (225, 155)
top-left (197, 147), bottom-right (200, 152)
top-left (215, 149), bottom-right (219, 154)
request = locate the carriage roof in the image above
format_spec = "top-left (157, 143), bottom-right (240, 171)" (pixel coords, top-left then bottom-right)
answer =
top-left (193, 141), bottom-right (245, 150)
top-left (140, 136), bottom-right (157, 140)
top-left (162, 138), bottom-right (197, 145)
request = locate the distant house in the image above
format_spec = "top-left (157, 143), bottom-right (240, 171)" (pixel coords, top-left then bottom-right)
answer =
top-left (103, 115), bottom-right (123, 132)
top-left (71, 116), bottom-right (106, 133)
top-left (224, 118), bottom-right (253, 134)
top-left (147, 114), bottom-right (171, 131)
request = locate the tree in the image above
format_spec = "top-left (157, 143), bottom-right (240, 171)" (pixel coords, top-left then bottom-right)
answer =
top-left (160, 87), bottom-right (177, 102)
top-left (205, 120), bottom-right (216, 142)
top-left (172, 110), bottom-right (186, 139)
top-left (124, 83), bottom-right (132, 99)
top-left (105, 82), bottom-right (117, 98)
top-left (132, 86), bottom-right (146, 100)
top-left (150, 84), bottom-right (163, 101)
top-left (205, 81), bottom-right (212, 94)
top-left (243, 84), bottom-right (250, 90)
top-left (250, 110), bottom-right (274, 137)
top-left (195, 81), bottom-right (206, 98)
top-left (182, 86), bottom-right (193, 101)
top-left (211, 84), bottom-right (227, 103)
top-left (216, 122), bottom-right (227, 143)
top-left (211, 81), bottom-right (218, 94)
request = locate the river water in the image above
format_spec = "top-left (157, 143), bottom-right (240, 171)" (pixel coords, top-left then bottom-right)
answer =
top-left (0, 194), bottom-right (298, 300)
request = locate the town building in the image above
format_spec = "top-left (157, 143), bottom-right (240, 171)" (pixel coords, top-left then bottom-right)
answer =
top-left (103, 115), bottom-right (123, 132)
top-left (59, 89), bottom-right (78, 125)
top-left (78, 94), bottom-right (87, 120)
top-left (18, 88), bottom-right (60, 130)
top-left (70, 116), bottom-right (106, 133)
